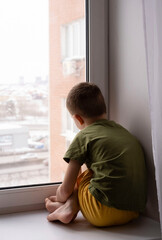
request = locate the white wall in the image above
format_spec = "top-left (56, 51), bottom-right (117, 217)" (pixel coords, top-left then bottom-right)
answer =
top-left (108, 0), bottom-right (159, 221)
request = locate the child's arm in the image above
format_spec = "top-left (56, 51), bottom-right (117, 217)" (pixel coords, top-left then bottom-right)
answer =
top-left (56, 159), bottom-right (81, 203)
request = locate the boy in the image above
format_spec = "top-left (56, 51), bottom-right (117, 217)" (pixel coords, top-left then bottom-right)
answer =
top-left (45, 82), bottom-right (147, 227)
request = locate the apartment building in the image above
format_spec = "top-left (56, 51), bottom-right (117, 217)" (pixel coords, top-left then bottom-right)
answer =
top-left (49, 0), bottom-right (86, 181)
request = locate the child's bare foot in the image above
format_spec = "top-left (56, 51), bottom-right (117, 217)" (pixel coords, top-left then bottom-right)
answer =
top-left (47, 190), bottom-right (79, 224)
top-left (45, 196), bottom-right (64, 213)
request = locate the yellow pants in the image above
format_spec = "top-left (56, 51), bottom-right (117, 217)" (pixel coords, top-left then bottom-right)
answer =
top-left (77, 169), bottom-right (139, 227)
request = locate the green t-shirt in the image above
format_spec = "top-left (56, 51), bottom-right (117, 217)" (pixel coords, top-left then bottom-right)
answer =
top-left (63, 119), bottom-right (147, 212)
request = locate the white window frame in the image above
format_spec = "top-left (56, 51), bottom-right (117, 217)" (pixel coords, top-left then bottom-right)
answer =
top-left (88, 0), bottom-right (108, 111)
top-left (0, 0), bottom-right (108, 214)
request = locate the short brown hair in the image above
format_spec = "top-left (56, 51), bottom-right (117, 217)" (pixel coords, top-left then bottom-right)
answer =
top-left (66, 82), bottom-right (106, 118)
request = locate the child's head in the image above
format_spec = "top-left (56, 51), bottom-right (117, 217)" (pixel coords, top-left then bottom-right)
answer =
top-left (66, 82), bottom-right (106, 119)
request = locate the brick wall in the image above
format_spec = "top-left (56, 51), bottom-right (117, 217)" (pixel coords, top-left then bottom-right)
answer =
top-left (49, 0), bottom-right (85, 181)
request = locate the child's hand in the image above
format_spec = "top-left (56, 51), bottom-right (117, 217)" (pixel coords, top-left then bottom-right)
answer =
top-left (55, 159), bottom-right (81, 203)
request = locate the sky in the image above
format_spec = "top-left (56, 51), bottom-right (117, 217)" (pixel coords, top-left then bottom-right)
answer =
top-left (0, 0), bottom-right (49, 84)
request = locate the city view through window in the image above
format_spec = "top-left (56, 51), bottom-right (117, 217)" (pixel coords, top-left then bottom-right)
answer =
top-left (0, 0), bottom-right (85, 188)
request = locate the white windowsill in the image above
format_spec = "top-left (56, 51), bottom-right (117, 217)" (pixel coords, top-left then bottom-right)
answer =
top-left (0, 210), bottom-right (161, 240)
top-left (0, 184), bottom-right (59, 214)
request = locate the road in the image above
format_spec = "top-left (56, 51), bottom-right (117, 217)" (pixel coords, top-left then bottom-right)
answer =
top-left (0, 151), bottom-right (49, 188)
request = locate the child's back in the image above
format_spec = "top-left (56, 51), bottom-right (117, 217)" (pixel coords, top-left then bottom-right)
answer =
top-left (64, 119), bottom-right (147, 212)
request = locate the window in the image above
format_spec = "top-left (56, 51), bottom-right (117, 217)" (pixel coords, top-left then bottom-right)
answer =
top-left (0, 0), bottom-right (108, 214)
top-left (61, 18), bottom-right (85, 77)
top-left (0, 0), bottom-right (49, 188)
top-left (0, 0), bottom-right (86, 188)
top-left (61, 18), bottom-right (85, 60)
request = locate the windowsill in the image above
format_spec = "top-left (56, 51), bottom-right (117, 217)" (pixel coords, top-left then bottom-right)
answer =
top-left (0, 210), bottom-right (161, 240)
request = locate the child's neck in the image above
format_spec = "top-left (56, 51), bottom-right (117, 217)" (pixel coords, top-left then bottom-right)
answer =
top-left (84, 113), bottom-right (107, 127)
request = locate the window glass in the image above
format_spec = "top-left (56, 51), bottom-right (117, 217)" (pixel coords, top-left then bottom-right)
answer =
top-left (0, 0), bottom-right (86, 188)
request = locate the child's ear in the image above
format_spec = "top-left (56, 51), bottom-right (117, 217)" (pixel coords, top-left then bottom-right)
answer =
top-left (75, 114), bottom-right (84, 125)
